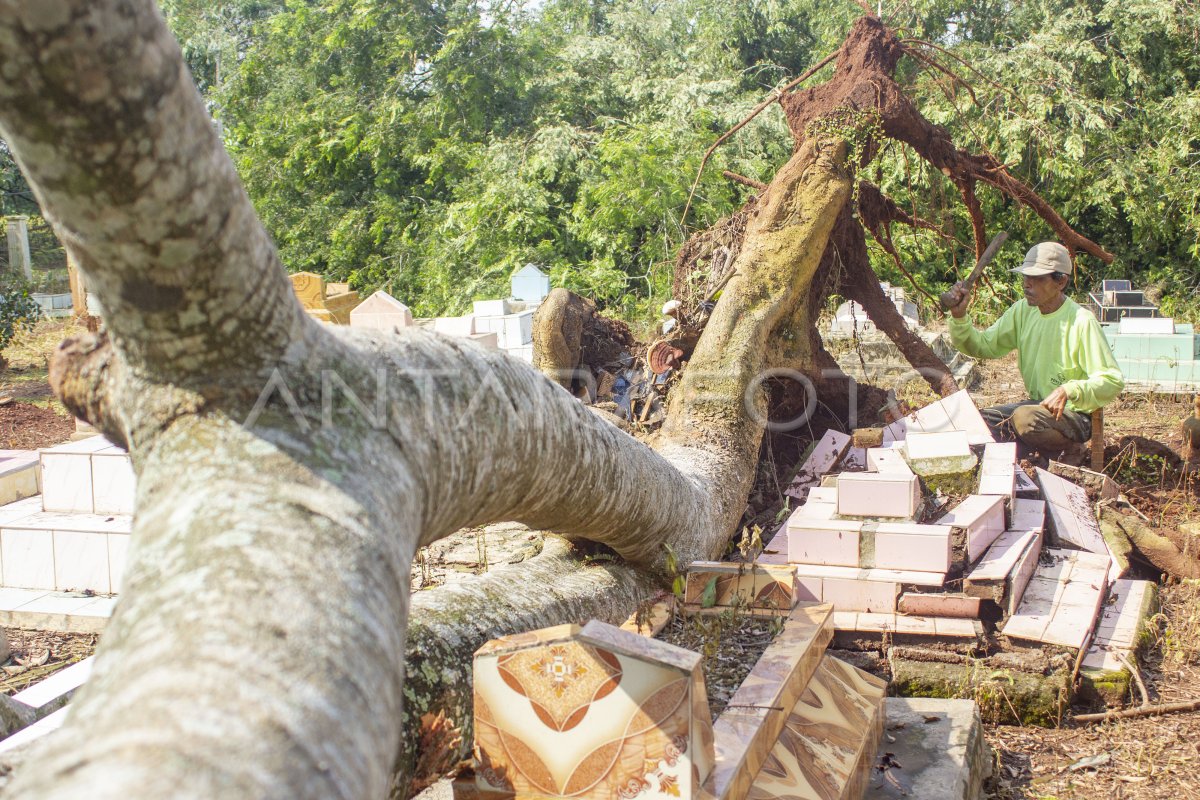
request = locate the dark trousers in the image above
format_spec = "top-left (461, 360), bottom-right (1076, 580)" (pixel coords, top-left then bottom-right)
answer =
top-left (979, 400), bottom-right (1091, 453)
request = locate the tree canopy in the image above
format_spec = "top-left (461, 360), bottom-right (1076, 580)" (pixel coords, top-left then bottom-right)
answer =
top-left (3, 0), bottom-right (1198, 320)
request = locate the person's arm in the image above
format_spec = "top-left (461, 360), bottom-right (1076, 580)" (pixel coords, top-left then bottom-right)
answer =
top-left (948, 301), bottom-right (1019, 359)
top-left (1061, 315), bottom-right (1123, 412)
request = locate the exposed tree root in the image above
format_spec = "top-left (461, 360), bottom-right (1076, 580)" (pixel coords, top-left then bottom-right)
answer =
top-left (1100, 508), bottom-right (1200, 580)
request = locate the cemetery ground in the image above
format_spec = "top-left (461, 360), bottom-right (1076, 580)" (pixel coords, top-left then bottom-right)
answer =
top-left (1, 319), bottom-right (1199, 798)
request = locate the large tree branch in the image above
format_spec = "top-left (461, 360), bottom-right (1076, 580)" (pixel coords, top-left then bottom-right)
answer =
top-left (0, 0), bottom-right (308, 384)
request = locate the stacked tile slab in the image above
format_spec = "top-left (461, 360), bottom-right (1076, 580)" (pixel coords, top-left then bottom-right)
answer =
top-left (457, 605), bottom-right (888, 800)
top-left (771, 391), bottom-right (1149, 661)
top-left (0, 436), bottom-right (133, 596)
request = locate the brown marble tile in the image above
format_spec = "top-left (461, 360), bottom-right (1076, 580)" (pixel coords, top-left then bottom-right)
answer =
top-left (702, 605), bottom-right (834, 800)
top-left (620, 595), bottom-right (676, 638)
top-left (745, 655), bottom-right (887, 800)
top-left (684, 561), bottom-right (799, 617)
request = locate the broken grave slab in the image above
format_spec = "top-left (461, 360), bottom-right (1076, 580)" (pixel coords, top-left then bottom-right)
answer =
top-left (1079, 579), bottom-right (1159, 705)
top-left (746, 655), bottom-right (887, 800)
top-left (864, 697), bottom-right (991, 800)
top-left (683, 562), bottom-right (799, 617)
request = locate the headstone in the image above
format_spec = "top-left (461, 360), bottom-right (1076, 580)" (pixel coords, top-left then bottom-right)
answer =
top-left (5, 216), bottom-right (32, 280)
top-left (511, 264), bottom-right (550, 305)
top-left (349, 290), bottom-right (413, 331)
top-left (289, 271), bottom-right (326, 310)
top-left (470, 620), bottom-right (714, 798)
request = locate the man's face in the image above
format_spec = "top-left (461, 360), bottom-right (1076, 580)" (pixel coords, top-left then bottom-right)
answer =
top-left (1022, 273), bottom-right (1065, 307)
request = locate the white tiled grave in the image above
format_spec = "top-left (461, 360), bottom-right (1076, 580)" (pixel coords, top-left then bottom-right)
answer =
top-left (40, 436), bottom-right (134, 516)
top-left (0, 451), bottom-right (40, 507)
top-left (1001, 548), bottom-right (1110, 650)
top-left (0, 588), bottom-right (113, 633)
top-left (0, 436), bottom-right (135, 596)
top-left (964, 527), bottom-right (1043, 616)
top-left (1035, 467), bottom-right (1107, 554)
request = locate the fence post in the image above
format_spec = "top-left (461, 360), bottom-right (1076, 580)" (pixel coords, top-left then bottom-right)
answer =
top-left (4, 216), bottom-right (33, 281)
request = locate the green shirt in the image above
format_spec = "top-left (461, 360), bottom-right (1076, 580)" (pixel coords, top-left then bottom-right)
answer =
top-left (948, 297), bottom-right (1123, 414)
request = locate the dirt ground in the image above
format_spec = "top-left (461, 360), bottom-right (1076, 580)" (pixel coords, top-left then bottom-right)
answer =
top-left (0, 319), bottom-right (79, 451)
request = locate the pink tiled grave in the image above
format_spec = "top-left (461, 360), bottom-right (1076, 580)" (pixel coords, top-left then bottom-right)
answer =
top-left (470, 621), bottom-right (714, 799)
top-left (1014, 469), bottom-right (1039, 496)
top-left (882, 389), bottom-right (995, 446)
top-left (348, 290), bottom-right (414, 330)
top-left (790, 565), bottom-right (944, 613)
top-left (902, 430), bottom-right (976, 476)
top-left (872, 522), bottom-right (953, 573)
top-left (978, 442), bottom-right (1018, 498)
top-left (964, 528), bottom-right (1043, 616)
top-left (683, 562), bottom-right (799, 616)
top-left (1034, 468), bottom-right (1107, 554)
top-left (897, 591), bottom-right (982, 619)
top-left (835, 472), bottom-right (921, 518)
top-left (866, 445), bottom-right (912, 475)
top-left (1009, 498), bottom-right (1046, 533)
top-left (786, 519), bottom-right (861, 568)
top-left (831, 610), bottom-right (980, 640)
top-left (935, 494), bottom-right (1007, 564)
top-left (785, 430), bottom-right (850, 500)
top-left (1001, 549), bottom-right (1110, 651)
top-left (1082, 580), bottom-right (1156, 674)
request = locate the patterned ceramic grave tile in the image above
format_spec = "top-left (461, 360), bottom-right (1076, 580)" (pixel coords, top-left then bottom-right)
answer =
top-left (1034, 468), bottom-right (1107, 554)
top-left (472, 620), bottom-right (712, 799)
top-left (745, 655), bottom-right (887, 800)
top-left (703, 606), bottom-right (832, 800)
top-left (683, 562), bottom-right (798, 616)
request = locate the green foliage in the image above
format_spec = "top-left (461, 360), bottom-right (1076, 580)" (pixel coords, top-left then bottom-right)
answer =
top-left (0, 277), bottom-right (41, 352)
top-left (3, 0), bottom-right (1196, 330)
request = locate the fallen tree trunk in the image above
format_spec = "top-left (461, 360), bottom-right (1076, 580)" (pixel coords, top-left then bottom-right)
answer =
top-left (0, 4), bottom-right (1114, 797)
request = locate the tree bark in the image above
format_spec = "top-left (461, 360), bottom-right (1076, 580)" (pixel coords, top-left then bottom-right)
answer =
top-left (0, 3), bottom-right (853, 797)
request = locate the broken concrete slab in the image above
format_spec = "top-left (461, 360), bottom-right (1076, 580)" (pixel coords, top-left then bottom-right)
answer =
top-left (903, 431), bottom-right (977, 477)
top-left (888, 648), bottom-right (1070, 726)
top-left (1079, 580), bottom-right (1159, 705)
top-left (864, 697), bottom-right (991, 800)
top-left (1035, 467), bottom-right (1107, 554)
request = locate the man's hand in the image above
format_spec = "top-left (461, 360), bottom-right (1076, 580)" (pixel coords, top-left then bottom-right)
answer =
top-left (1040, 386), bottom-right (1069, 420)
top-left (945, 282), bottom-right (970, 318)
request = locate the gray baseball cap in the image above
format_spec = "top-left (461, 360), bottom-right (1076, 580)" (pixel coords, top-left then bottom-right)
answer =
top-left (1011, 242), bottom-right (1072, 277)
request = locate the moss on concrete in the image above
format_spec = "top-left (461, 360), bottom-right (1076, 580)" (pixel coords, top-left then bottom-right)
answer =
top-left (890, 655), bottom-right (1069, 727)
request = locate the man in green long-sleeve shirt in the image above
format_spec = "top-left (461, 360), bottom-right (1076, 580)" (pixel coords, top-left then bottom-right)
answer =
top-left (946, 241), bottom-right (1124, 456)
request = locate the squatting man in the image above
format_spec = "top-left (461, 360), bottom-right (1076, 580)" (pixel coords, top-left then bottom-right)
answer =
top-left (944, 241), bottom-right (1124, 459)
